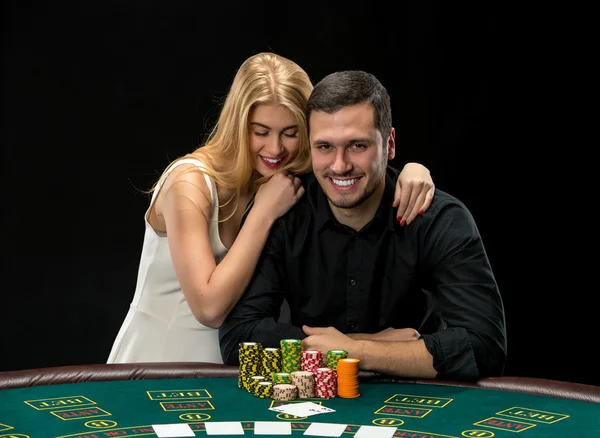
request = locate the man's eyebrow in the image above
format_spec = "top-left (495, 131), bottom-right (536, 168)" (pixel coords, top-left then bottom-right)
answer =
top-left (345, 137), bottom-right (372, 145)
top-left (249, 122), bottom-right (298, 130)
top-left (312, 137), bottom-right (372, 146)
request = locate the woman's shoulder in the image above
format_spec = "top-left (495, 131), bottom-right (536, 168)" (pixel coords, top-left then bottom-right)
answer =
top-left (156, 158), bottom-right (215, 211)
top-left (163, 158), bottom-right (210, 186)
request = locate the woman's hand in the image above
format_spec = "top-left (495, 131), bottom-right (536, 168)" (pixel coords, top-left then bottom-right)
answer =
top-left (253, 172), bottom-right (305, 222)
top-left (392, 162), bottom-right (435, 226)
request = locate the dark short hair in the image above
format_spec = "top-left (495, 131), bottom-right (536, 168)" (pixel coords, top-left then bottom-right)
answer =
top-left (306, 70), bottom-right (392, 142)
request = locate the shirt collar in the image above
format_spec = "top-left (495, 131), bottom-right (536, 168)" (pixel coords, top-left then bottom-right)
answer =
top-left (315, 167), bottom-right (398, 233)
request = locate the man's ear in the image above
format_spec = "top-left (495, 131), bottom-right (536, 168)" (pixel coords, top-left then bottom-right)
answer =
top-left (387, 127), bottom-right (396, 160)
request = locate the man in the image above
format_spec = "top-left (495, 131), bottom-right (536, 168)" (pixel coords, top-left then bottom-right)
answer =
top-left (219, 70), bottom-right (506, 381)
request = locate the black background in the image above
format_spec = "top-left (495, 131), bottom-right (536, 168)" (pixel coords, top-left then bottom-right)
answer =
top-left (3, 1), bottom-right (592, 386)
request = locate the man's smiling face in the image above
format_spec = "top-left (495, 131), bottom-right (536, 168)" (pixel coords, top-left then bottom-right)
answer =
top-left (309, 101), bottom-right (395, 209)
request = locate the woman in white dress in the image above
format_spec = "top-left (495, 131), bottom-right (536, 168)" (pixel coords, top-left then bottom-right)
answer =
top-left (107, 52), bottom-right (435, 364)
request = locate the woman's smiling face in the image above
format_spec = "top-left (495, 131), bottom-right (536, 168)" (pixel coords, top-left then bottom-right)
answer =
top-left (248, 104), bottom-right (300, 177)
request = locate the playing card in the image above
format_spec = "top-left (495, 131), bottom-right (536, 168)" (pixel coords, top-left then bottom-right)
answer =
top-left (269, 401), bottom-right (336, 417)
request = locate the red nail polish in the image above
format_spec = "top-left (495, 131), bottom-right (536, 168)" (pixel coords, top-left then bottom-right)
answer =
top-left (397, 216), bottom-right (402, 222)
top-left (418, 209), bottom-right (423, 215)
top-left (400, 220), bottom-right (406, 226)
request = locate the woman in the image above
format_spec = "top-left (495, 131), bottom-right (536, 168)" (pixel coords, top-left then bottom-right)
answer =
top-left (107, 52), bottom-right (434, 364)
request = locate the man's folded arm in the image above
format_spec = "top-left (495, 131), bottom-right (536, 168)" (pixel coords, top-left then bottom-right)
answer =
top-left (420, 201), bottom-right (507, 381)
top-left (218, 222), bottom-right (305, 365)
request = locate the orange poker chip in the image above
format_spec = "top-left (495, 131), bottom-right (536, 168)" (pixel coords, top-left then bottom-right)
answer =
top-left (336, 358), bottom-right (360, 398)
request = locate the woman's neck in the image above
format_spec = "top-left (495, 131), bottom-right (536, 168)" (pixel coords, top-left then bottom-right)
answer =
top-left (240, 170), bottom-right (261, 197)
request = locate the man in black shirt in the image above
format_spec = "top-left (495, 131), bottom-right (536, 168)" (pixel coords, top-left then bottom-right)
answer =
top-left (219, 70), bottom-right (506, 381)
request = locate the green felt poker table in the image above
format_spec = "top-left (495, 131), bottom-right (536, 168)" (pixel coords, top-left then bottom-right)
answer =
top-left (0, 363), bottom-right (598, 438)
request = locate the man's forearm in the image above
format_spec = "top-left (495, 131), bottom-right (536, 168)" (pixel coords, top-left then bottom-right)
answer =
top-left (347, 333), bottom-right (376, 341)
top-left (353, 339), bottom-right (437, 379)
top-left (347, 328), bottom-right (420, 342)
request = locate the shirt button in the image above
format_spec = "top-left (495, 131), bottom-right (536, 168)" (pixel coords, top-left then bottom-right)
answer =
top-left (349, 279), bottom-right (357, 286)
top-left (348, 321), bottom-right (357, 329)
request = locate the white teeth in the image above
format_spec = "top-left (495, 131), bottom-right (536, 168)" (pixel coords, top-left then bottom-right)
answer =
top-left (331, 178), bottom-right (358, 187)
top-left (262, 157), bottom-right (282, 164)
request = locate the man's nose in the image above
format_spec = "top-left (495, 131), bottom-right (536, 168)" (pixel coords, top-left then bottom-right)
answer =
top-left (330, 149), bottom-right (352, 175)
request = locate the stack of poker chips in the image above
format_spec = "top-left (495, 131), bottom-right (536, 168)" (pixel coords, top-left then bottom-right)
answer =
top-left (237, 340), bottom-right (360, 402)
top-left (301, 350), bottom-right (324, 373)
top-left (291, 370), bottom-right (316, 398)
top-left (246, 375), bottom-right (266, 393)
top-left (314, 367), bottom-right (337, 399)
top-left (254, 381), bottom-right (274, 398)
top-left (337, 358), bottom-right (360, 398)
top-left (262, 347), bottom-right (283, 380)
top-left (280, 339), bottom-right (303, 373)
top-left (326, 349), bottom-right (348, 370)
top-left (238, 342), bottom-right (264, 389)
top-left (272, 383), bottom-right (298, 401)
top-left (272, 372), bottom-right (292, 384)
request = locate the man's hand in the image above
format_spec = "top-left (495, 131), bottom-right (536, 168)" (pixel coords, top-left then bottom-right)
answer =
top-left (302, 326), bottom-right (357, 354)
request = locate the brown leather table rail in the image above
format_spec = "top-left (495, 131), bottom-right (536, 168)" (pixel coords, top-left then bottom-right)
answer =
top-left (1, 362), bottom-right (598, 404)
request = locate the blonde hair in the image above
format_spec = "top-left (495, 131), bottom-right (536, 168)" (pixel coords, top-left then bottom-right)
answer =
top-left (148, 52), bottom-right (314, 219)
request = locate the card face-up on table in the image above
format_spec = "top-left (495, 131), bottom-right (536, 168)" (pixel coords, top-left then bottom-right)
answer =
top-left (254, 421), bottom-right (292, 435)
top-left (303, 422), bottom-right (348, 437)
top-left (354, 425), bottom-right (398, 438)
top-left (151, 423), bottom-right (195, 437)
top-left (269, 401), bottom-right (336, 417)
top-left (204, 421), bottom-right (245, 435)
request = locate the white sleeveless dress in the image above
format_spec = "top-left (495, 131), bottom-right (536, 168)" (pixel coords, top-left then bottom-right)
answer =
top-left (107, 158), bottom-right (228, 363)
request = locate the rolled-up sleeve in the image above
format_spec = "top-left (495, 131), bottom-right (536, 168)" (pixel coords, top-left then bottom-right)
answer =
top-left (420, 201), bottom-right (507, 381)
top-left (218, 220), bottom-right (305, 365)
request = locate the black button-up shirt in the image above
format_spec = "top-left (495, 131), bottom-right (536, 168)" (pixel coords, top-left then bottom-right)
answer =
top-left (219, 166), bottom-right (507, 381)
